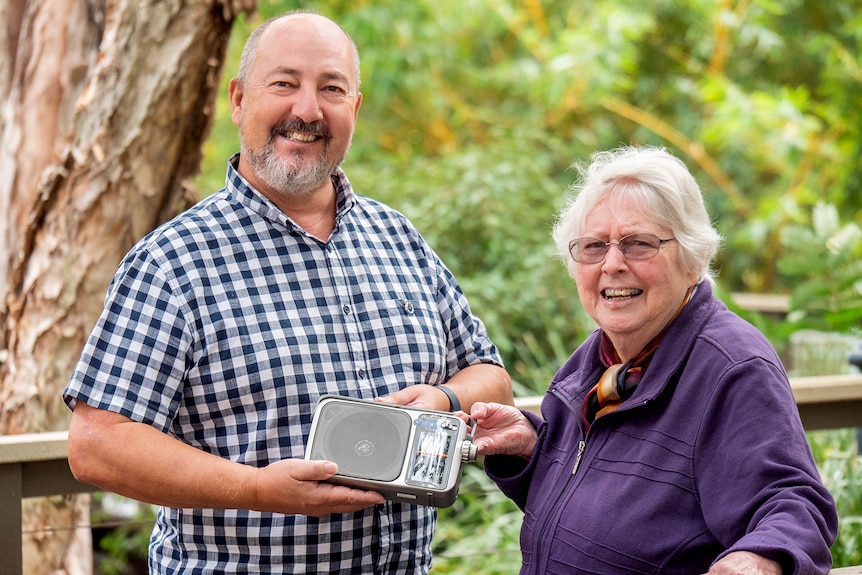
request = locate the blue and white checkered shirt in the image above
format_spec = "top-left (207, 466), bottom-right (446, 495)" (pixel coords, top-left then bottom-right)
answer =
top-left (64, 157), bottom-right (503, 574)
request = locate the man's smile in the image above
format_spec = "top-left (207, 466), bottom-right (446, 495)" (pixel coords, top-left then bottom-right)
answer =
top-left (273, 119), bottom-right (328, 144)
top-left (283, 130), bottom-right (321, 143)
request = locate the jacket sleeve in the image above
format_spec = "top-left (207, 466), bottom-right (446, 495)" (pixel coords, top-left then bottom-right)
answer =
top-left (694, 357), bottom-right (838, 574)
top-left (483, 410), bottom-right (546, 510)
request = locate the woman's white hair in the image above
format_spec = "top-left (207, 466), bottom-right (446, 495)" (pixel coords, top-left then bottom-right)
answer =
top-left (552, 145), bottom-right (722, 281)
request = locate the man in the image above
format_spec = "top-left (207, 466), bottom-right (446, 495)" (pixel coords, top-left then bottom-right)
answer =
top-left (64, 11), bottom-right (512, 574)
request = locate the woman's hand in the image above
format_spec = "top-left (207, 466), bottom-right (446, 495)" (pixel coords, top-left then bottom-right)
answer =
top-left (467, 402), bottom-right (539, 460)
top-left (706, 551), bottom-right (782, 575)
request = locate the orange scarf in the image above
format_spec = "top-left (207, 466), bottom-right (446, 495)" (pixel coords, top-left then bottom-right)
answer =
top-left (581, 333), bottom-right (661, 427)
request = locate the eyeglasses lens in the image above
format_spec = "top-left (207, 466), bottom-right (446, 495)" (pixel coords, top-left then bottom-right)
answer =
top-left (569, 233), bottom-right (662, 263)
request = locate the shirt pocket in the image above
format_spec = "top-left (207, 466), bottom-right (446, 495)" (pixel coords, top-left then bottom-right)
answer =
top-left (356, 291), bottom-right (448, 387)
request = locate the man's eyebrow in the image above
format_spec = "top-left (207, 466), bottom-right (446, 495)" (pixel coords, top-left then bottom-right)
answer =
top-left (271, 66), bottom-right (349, 82)
top-left (320, 70), bottom-right (351, 86)
top-left (268, 67), bottom-right (350, 85)
top-left (269, 66), bottom-right (300, 78)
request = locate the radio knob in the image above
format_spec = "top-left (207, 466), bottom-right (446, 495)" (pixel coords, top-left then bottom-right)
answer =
top-left (460, 441), bottom-right (478, 462)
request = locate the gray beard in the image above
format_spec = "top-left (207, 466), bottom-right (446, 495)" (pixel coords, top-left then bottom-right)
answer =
top-left (244, 142), bottom-right (338, 198)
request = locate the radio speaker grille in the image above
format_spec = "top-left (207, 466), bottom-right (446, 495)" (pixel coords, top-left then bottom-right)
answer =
top-left (309, 401), bottom-right (411, 481)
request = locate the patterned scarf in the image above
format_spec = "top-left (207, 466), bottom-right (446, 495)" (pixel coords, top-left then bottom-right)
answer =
top-left (581, 286), bottom-right (695, 429)
top-left (581, 333), bottom-right (662, 428)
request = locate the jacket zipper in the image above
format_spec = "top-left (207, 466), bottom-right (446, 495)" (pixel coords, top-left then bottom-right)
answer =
top-left (531, 385), bottom-right (653, 572)
top-left (531, 388), bottom-right (589, 574)
top-left (571, 440), bottom-right (586, 474)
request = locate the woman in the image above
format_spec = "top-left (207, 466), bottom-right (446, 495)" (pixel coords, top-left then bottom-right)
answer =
top-left (470, 146), bottom-right (837, 574)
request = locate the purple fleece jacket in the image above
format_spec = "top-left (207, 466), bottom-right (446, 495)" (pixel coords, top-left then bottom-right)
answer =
top-left (486, 282), bottom-right (837, 574)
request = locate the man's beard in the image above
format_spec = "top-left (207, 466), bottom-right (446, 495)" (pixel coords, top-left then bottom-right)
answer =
top-left (241, 119), bottom-right (349, 198)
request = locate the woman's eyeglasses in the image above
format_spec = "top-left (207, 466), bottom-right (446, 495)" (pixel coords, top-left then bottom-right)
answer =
top-left (568, 233), bottom-right (676, 264)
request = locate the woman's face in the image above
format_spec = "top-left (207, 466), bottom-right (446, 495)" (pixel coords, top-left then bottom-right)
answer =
top-left (575, 196), bottom-right (700, 360)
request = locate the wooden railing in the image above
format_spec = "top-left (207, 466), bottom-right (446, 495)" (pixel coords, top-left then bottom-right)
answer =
top-left (515, 373), bottom-right (862, 431)
top-left (1, 373), bottom-right (861, 574)
top-left (729, 291), bottom-right (792, 318)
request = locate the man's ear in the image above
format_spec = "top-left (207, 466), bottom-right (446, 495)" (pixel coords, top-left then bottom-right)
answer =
top-left (353, 92), bottom-right (362, 120)
top-left (228, 77), bottom-right (243, 127)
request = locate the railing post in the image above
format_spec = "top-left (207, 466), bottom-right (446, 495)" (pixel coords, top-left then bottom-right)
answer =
top-left (0, 461), bottom-right (24, 575)
top-left (849, 341), bottom-right (862, 453)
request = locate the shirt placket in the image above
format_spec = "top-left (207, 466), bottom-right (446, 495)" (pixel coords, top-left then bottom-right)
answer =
top-left (324, 240), bottom-right (374, 398)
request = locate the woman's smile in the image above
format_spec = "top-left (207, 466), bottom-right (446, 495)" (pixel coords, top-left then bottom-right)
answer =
top-left (601, 287), bottom-right (643, 300)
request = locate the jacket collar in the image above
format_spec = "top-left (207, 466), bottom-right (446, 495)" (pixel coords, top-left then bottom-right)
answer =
top-left (552, 281), bottom-right (718, 408)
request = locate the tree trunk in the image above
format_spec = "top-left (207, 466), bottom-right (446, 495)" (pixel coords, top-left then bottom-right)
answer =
top-left (0, 0), bottom-right (256, 573)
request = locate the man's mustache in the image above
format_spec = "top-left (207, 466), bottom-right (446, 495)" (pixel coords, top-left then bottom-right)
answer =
top-left (272, 118), bottom-right (328, 139)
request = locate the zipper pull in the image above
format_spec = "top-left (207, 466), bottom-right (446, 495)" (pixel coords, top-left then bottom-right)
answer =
top-left (572, 440), bottom-right (586, 475)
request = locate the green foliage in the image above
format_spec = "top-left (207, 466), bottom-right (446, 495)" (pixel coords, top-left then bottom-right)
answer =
top-left (197, 0), bottom-right (862, 350)
top-left (778, 203), bottom-right (862, 332)
top-left (432, 466), bottom-right (522, 574)
top-left (808, 430), bottom-right (862, 567)
top-left (348, 136), bottom-right (594, 394)
top-left (91, 495), bottom-right (154, 575)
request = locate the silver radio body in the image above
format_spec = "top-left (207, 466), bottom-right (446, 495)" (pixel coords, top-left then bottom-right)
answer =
top-left (305, 395), bottom-right (477, 507)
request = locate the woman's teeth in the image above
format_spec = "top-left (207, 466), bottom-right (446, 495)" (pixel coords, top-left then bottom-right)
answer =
top-left (603, 288), bottom-right (643, 299)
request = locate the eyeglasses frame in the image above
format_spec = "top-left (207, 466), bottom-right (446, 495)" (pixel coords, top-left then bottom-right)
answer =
top-left (568, 233), bottom-right (677, 264)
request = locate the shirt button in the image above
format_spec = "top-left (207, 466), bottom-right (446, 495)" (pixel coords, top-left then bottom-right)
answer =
top-left (403, 301), bottom-right (415, 315)
top-left (358, 369), bottom-right (366, 379)
top-left (342, 305), bottom-right (350, 314)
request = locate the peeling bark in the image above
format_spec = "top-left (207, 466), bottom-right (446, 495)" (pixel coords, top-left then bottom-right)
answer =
top-left (0, 0), bottom-right (256, 572)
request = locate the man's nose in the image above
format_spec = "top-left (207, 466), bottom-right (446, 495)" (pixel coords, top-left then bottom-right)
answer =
top-left (291, 85), bottom-right (324, 122)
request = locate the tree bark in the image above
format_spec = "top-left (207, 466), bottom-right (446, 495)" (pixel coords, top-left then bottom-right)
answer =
top-left (0, 0), bottom-right (256, 572)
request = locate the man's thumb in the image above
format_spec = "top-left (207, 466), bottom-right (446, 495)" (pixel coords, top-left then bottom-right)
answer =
top-left (295, 459), bottom-right (338, 481)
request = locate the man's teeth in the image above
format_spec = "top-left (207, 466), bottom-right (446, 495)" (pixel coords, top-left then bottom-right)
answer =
top-left (603, 288), bottom-right (642, 299)
top-left (287, 131), bottom-right (319, 142)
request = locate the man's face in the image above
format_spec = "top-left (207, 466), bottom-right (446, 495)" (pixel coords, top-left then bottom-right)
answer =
top-left (229, 15), bottom-right (362, 198)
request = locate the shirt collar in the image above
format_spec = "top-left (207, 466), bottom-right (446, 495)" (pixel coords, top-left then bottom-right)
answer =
top-left (225, 154), bottom-right (357, 227)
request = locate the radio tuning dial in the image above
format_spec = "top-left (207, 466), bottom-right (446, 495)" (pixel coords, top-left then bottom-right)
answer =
top-left (461, 441), bottom-right (478, 462)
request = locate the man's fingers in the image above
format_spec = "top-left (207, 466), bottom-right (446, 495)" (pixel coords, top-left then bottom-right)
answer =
top-left (291, 459), bottom-right (339, 481)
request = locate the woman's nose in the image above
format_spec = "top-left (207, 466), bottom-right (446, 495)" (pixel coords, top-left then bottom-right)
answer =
top-left (601, 242), bottom-right (629, 271)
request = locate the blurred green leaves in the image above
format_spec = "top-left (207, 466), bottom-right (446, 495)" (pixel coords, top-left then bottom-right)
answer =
top-left (779, 203), bottom-right (862, 332)
top-left (195, 0), bottom-right (862, 384)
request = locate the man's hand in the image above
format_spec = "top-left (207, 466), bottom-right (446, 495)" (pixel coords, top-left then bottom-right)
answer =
top-left (253, 459), bottom-right (384, 516)
top-left (376, 384), bottom-right (450, 411)
top-left (706, 551), bottom-right (782, 575)
top-left (376, 363), bottom-right (514, 413)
